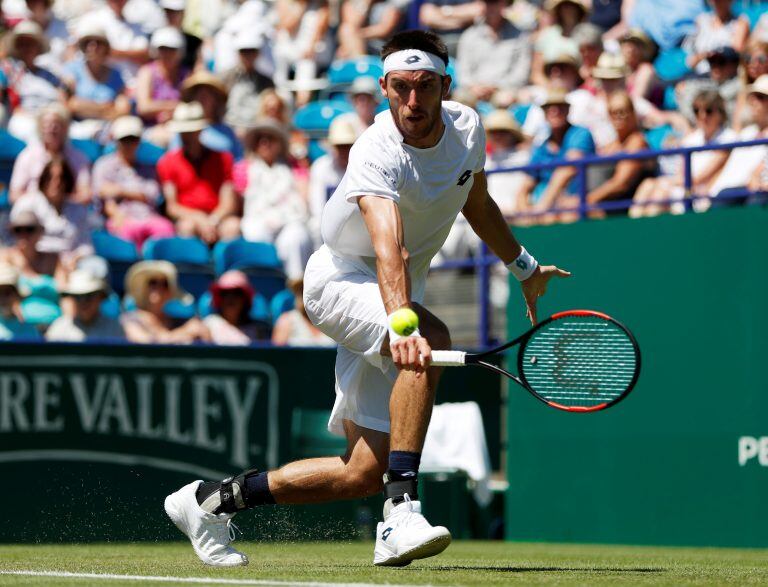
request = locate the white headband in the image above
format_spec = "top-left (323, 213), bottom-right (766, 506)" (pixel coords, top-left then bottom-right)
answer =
top-left (383, 49), bottom-right (447, 76)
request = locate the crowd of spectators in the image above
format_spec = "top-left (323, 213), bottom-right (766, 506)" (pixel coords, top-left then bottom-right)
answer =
top-left (0, 0), bottom-right (767, 345)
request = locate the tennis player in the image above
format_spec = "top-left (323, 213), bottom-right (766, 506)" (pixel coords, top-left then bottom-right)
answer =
top-left (164, 30), bottom-right (569, 568)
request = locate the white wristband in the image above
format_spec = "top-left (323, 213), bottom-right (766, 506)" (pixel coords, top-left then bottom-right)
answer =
top-left (387, 313), bottom-right (421, 343)
top-left (506, 246), bottom-right (538, 281)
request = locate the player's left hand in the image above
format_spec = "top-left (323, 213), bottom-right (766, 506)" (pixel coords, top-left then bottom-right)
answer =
top-left (521, 265), bottom-right (571, 325)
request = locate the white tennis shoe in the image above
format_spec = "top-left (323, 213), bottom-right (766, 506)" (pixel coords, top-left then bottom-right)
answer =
top-left (373, 494), bottom-right (451, 566)
top-left (164, 480), bottom-right (249, 567)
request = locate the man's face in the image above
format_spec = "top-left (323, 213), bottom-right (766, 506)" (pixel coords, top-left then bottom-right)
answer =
top-left (748, 92), bottom-right (768, 125)
top-left (381, 70), bottom-right (449, 145)
top-left (180, 130), bottom-right (202, 150)
top-left (74, 293), bottom-right (102, 324)
top-left (544, 103), bottom-right (569, 130)
top-left (351, 92), bottom-right (378, 123)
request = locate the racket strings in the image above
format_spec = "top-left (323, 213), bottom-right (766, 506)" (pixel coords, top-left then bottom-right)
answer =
top-left (521, 318), bottom-right (637, 407)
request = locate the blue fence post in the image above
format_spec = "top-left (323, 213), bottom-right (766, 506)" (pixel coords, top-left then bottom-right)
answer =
top-left (578, 162), bottom-right (588, 220)
top-left (478, 242), bottom-right (491, 348)
top-left (683, 151), bottom-right (693, 212)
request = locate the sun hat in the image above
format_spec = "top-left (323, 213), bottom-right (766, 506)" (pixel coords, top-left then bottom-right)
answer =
top-left (244, 117), bottom-right (289, 149)
top-left (592, 52), bottom-right (630, 79)
top-left (348, 76), bottom-right (382, 103)
top-left (181, 70), bottom-right (228, 101)
top-left (111, 115), bottom-right (144, 140)
top-left (9, 207), bottom-right (43, 229)
top-left (168, 101), bottom-right (209, 134)
top-left (541, 88), bottom-right (571, 108)
top-left (747, 74), bottom-right (768, 96)
top-left (9, 20), bottom-right (49, 55)
top-left (210, 270), bottom-right (254, 311)
top-left (572, 23), bottom-right (603, 48)
top-left (125, 260), bottom-right (192, 310)
top-left (234, 29), bottom-right (265, 51)
top-left (0, 264), bottom-right (29, 297)
top-left (75, 21), bottom-right (110, 49)
top-left (327, 117), bottom-right (359, 146)
top-left (544, 51), bottom-right (581, 70)
top-left (483, 109), bottom-right (525, 141)
top-left (150, 26), bottom-right (185, 51)
top-left (62, 270), bottom-right (109, 297)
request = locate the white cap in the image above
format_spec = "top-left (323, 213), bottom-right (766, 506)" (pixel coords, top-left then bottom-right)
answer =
top-left (63, 270), bottom-right (108, 296)
top-left (150, 26), bottom-right (185, 50)
top-left (111, 115), bottom-right (143, 140)
top-left (234, 29), bottom-right (264, 51)
top-left (168, 101), bottom-right (208, 133)
top-left (348, 76), bottom-right (381, 102)
top-left (160, 0), bottom-right (185, 9)
top-left (75, 20), bottom-right (109, 44)
top-left (328, 117), bottom-right (359, 146)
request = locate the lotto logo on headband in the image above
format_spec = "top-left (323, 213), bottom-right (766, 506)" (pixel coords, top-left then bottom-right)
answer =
top-left (383, 50), bottom-right (447, 76)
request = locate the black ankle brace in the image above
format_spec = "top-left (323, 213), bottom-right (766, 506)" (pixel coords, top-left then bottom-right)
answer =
top-left (220, 468), bottom-right (261, 512)
top-left (384, 474), bottom-right (418, 503)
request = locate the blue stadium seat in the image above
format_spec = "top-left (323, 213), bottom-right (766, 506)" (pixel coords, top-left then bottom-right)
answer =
top-left (142, 236), bottom-right (213, 299)
top-left (510, 103), bottom-right (531, 126)
top-left (270, 288), bottom-right (295, 321)
top-left (213, 239), bottom-right (286, 300)
top-left (0, 130), bottom-right (25, 211)
top-left (92, 231), bottom-right (140, 297)
top-left (293, 100), bottom-right (355, 138)
top-left (198, 290), bottom-right (271, 322)
top-left (328, 57), bottom-right (383, 85)
top-left (645, 124), bottom-right (675, 151)
top-left (100, 292), bottom-right (122, 319)
top-left (308, 139), bottom-right (328, 162)
top-left (654, 47), bottom-right (693, 83)
top-left (70, 138), bottom-right (104, 164)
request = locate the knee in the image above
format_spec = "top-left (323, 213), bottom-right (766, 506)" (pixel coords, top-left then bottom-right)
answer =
top-left (176, 217), bottom-right (196, 237)
top-left (344, 460), bottom-right (385, 497)
top-left (218, 216), bottom-right (241, 241)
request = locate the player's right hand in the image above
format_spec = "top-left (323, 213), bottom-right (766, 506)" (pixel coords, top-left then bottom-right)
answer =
top-left (390, 336), bottom-right (432, 372)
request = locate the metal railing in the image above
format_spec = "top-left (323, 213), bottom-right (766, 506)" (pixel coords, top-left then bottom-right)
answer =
top-left (440, 136), bottom-right (768, 347)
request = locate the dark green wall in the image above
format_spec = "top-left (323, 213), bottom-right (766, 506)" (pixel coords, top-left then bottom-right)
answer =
top-left (505, 207), bottom-right (768, 547)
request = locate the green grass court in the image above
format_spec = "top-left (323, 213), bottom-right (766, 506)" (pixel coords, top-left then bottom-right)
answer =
top-left (2, 541), bottom-right (768, 586)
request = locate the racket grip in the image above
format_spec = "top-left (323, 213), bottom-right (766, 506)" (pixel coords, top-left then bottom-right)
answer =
top-left (430, 350), bottom-right (467, 366)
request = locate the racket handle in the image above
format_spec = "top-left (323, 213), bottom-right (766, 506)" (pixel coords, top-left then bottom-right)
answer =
top-left (430, 350), bottom-right (467, 366)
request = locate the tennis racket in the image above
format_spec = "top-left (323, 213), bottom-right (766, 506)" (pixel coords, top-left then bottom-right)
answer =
top-left (431, 310), bottom-right (640, 412)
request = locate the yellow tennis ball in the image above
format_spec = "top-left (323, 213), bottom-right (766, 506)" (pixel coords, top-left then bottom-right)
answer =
top-left (390, 308), bottom-right (419, 336)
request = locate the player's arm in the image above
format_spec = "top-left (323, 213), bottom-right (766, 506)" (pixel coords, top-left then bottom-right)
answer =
top-left (462, 170), bottom-right (571, 324)
top-left (358, 194), bottom-right (431, 371)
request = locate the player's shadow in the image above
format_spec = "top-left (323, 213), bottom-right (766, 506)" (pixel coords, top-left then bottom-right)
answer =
top-left (428, 565), bottom-right (665, 574)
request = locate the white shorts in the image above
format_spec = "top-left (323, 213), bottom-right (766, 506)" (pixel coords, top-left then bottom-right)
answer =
top-left (303, 245), bottom-right (399, 436)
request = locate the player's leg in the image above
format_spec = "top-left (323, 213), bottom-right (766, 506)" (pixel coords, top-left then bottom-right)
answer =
top-left (374, 304), bottom-right (453, 567)
top-left (165, 420), bottom-right (389, 566)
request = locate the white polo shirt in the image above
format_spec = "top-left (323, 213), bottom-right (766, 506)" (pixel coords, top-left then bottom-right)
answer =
top-left (321, 100), bottom-right (486, 297)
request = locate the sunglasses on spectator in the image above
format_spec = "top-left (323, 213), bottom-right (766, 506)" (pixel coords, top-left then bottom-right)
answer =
top-left (693, 106), bottom-right (717, 116)
top-left (148, 278), bottom-right (169, 289)
top-left (220, 289), bottom-right (245, 299)
top-left (745, 55), bottom-right (768, 64)
top-left (608, 108), bottom-right (631, 119)
top-left (118, 136), bottom-right (141, 144)
top-left (72, 292), bottom-right (101, 301)
top-left (12, 225), bottom-right (40, 235)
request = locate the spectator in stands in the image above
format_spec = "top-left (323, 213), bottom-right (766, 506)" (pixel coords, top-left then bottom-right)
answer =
top-left (46, 270), bottom-right (125, 341)
top-left (92, 116), bottom-right (175, 248)
top-left (122, 260), bottom-right (210, 344)
top-left (160, 0), bottom-right (202, 70)
top-left (733, 40), bottom-right (768, 131)
top-left (23, 0), bottom-right (70, 78)
top-left (684, 0), bottom-right (749, 75)
top-left (223, 29), bottom-right (275, 134)
top-left (0, 264), bottom-right (40, 340)
top-left (273, 0), bottom-right (334, 107)
top-left (0, 209), bottom-right (66, 292)
top-left (272, 278), bottom-right (334, 346)
top-left (308, 116), bottom-right (359, 244)
top-left (157, 102), bottom-right (240, 244)
top-left (335, 76), bottom-right (381, 135)
top-left (620, 28), bottom-right (663, 107)
top-left (179, 70), bottom-right (243, 160)
top-left (203, 270), bottom-right (269, 345)
top-left (235, 118), bottom-right (312, 281)
top-left (588, 0), bottom-right (623, 38)
top-left (583, 91), bottom-right (655, 217)
top-left (419, 0), bottom-right (485, 56)
top-left (9, 104), bottom-right (91, 205)
top-left (483, 109), bottom-right (530, 218)
top-left (631, 90), bottom-right (737, 217)
top-left (136, 26), bottom-right (189, 144)
top-left (63, 22), bottom-right (131, 140)
top-left (78, 0), bottom-right (150, 86)
top-left (516, 89), bottom-right (596, 223)
top-left (255, 88), bottom-right (292, 125)
top-left (12, 158), bottom-right (94, 267)
top-left (455, 0), bottom-right (531, 108)
top-left (336, 0), bottom-right (407, 58)
top-left (572, 22), bottom-right (602, 95)
top-left (677, 46), bottom-right (741, 122)
top-left (709, 74), bottom-right (768, 205)
top-left (2, 20), bottom-right (65, 142)
top-left (532, 0), bottom-right (589, 87)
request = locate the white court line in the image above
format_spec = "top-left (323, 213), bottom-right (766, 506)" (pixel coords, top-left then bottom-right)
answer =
top-left (0, 570), bottom-right (426, 587)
